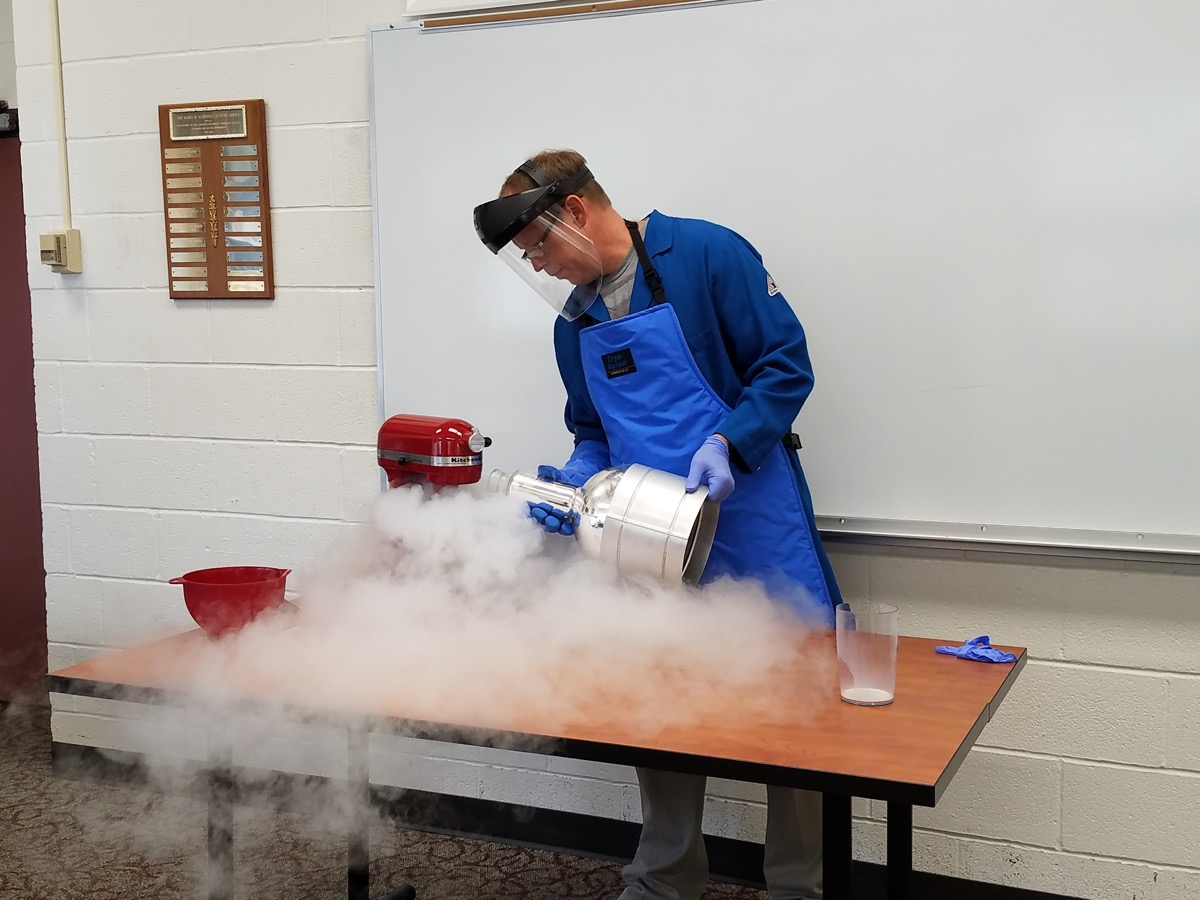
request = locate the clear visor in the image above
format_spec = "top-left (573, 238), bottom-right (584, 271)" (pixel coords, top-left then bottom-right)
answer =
top-left (495, 208), bottom-right (603, 322)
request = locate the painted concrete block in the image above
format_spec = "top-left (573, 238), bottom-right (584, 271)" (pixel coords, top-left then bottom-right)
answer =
top-left (156, 509), bottom-right (348, 579)
top-left (1063, 760), bottom-right (1200, 868)
top-left (69, 135), bottom-right (161, 215)
top-left (1166, 677), bottom-right (1200, 772)
top-left (58, 2), bottom-right (191, 61)
top-left (260, 40), bottom-right (368, 127)
top-left (212, 441), bottom-right (343, 519)
top-left (337, 288), bottom-right (377, 366)
top-left (13, 70), bottom-right (53, 147)
top-left (271, 207), bottom-right (374, 288)
top-left (541, 755), bottom-right (633, 785)
top-left (341, 446), bottom-right (383, 521)
top-left (101, 578), bottom-right (195, 647)
top-left (67, 213), bottom-right (165, 289)
top-left (209, 291), bottom-right (341, 366)
top-left (185, 1), bottom-right (327, 52)
top-left (64, 59), bottom-right (147, 140)
top-left (271, 366), bottom-right (378, 444)
top-left (46, 642), bottom-right (78, 674)
top-left (93, 436), bottom-right (216, 511)
top-left (89, 291), bottom-right (210, 364)
top-left (1056, 567), bottom-right (1200, 674)
top-left (17, 138), bottom-right (64, 218)
top-left (33, 361), bottom-right (63, 433)
top-left (263, 127), bottom-right (333, 210)
top-left (959, 838), bottom-right (1200, 900)
top-left (480, 765), bottom-right (632, 821)
top-left (824, 544), bottom-right (872, 601)
top-left (232, 718), bottom-right (348, 779)
top-left (70, 506), bottom-right (159, 579)
top-left (331, 124), bottom-right (371, 207)
top-left (148, 365), bottom-right (276, 440)
top-left (45, 574), bottom-right (104, 645)
top-left (40, 504), bottom-right (71, 573)
top-left (707, 777), bottom-right (767, 804)
top-left (916, 748), bottom-right (1060, 847)
top-left (854, 818), bottom-right (958, 873)
top-left (704, 794), bottom-right (766, 843)
top-left (984, 660), bottom-right (1167, 766)
top-left (866, 552), bottom-right (1065, 660)
top-left (370, 747), bottom-right (484, 800)
top-left (36, 433), bottom-right (94, 504)
top-left (31, 290), bottom-right (90, 362)
top-left (327, 2), bottom-right (399, 39)
top-left (51, 708), bottom-right (204, 761)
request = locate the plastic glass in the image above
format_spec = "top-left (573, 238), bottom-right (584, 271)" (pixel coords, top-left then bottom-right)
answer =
top-left (835, 601), bottom-right (899, 706)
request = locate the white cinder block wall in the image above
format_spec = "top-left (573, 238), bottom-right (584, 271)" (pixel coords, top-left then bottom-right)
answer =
top-left (15, 3), bottom-right (1200, 899)
top-left (0, 1), bottom-right (15, 106)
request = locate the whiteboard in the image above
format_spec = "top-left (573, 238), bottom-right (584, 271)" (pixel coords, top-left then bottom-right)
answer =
top-left (369, 0), bottom-right (1200, 557)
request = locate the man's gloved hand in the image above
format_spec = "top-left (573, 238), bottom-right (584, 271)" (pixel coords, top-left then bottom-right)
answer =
top-left (685, 435), bottom-right (735, 503)
top-left (536, 464), bottom-right (589, 488)
top-left (934, 635), bottom-right (1017, 664)
top-left (527, 502), bottom-right (579, 536)
top-left (528, 440), bottom-right (607, 536)
top-left (536, 439), bottom-right (609, 488)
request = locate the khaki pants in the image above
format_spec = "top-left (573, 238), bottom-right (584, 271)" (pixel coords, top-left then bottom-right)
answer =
top-left (619, 768), bottom-right (822, 900)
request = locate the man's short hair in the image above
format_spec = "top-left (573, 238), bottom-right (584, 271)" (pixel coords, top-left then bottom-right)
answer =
top-left (500, 148), bottom-right (611, 206)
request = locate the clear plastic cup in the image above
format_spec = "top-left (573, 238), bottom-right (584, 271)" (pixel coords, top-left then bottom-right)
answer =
top-left (836, 601), bottom-right (899, 706)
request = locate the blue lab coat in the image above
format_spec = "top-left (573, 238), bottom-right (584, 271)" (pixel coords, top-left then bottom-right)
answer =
top-left (553, 211), bottom-right (841, 616)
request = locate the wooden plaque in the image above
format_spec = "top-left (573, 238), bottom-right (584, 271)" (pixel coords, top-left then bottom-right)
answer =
top-left (158, 99), bottom-right (275, 300)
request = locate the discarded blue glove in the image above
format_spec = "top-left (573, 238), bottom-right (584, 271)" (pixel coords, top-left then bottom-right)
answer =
top-left (528, 502), bottom-right (578, 536)
top-left (685, 435), bottom-right (735, 502)
top-left (537, 439), bottom-right (610, 488)
top-left (935, 635), bottom-right (1016, 663)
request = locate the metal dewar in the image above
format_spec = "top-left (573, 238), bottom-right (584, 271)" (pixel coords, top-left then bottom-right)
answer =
top-left (488, 464), bottom-right (719, 585)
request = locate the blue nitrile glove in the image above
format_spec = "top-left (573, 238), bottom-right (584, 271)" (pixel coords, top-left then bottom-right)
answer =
top-left (685, 435), bottom-right (735, 503)
top-left (536, 439), bottom-right (609, 488)
top-left (529, 440), bottom-right (607, 535)
top-left (527, 502), bottom-right (579, 536)
top-left (935, 635), bottom-right (1017, 664)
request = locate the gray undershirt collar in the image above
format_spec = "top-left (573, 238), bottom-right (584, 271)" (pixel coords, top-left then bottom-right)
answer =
top-left (598, 219), bottom-right (646, 320)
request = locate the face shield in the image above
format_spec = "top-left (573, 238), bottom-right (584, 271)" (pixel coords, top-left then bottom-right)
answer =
top-left (474, 163), bottom-right (603, 322)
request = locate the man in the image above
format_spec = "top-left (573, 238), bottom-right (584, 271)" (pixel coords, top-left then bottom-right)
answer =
top-left (474, 149), bottom-right (841, 900)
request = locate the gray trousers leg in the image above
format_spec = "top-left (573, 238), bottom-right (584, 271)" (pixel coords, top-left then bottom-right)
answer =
top-left (619, 768), bottom-right (709, 900)
top-left (763, 786), bottom-right (823, 899)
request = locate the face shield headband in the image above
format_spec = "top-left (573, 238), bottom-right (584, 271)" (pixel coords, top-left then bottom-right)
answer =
top-left (474, 161), bottom-right (603, 321)
top-left (473, 161), bottom-right (595, 253)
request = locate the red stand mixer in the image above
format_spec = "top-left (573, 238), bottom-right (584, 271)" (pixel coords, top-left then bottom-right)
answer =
top-left (376, 414), bottom-right (492, 488)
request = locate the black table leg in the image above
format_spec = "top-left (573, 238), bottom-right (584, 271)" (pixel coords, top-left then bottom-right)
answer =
top-left (886, 801), bottom-right (912, 900)
top-left (348, 729), bottom-right (416, 900)
top-left (207, 738), bottom-right (235, 900)
top-left (348, 728), bottom-right (370, 900)
top-left (822, 792), bottom-right (852, 900)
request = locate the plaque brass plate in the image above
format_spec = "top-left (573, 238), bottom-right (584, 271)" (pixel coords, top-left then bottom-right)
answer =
top-left (168, 105), bottom-right (247, 141)
top-left (158, 99), bottom-right (275, 300)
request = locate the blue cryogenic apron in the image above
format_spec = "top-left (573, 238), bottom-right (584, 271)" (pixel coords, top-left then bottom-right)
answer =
top-left (577, 224), bottom-right (835, 619)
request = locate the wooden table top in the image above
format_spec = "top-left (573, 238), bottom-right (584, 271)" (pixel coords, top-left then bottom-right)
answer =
top-left (48, 629), bottom-right (1024, 805)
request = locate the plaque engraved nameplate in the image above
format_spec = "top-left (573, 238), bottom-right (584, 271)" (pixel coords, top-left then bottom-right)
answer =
top-left (158, 99), bottom-right (275, 300)
top-left (168, 105), bottom-right (248, 141)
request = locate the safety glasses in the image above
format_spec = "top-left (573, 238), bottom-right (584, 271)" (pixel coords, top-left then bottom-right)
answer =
top-left (520, 220), bottom-right (554, 262)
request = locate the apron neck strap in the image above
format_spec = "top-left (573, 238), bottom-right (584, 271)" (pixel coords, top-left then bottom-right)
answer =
top-left (626, 220), bottom-right (667, 307)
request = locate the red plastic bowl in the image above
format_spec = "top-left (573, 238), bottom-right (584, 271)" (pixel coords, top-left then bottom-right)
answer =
top-left (170, 566), bottom-right (290, 638)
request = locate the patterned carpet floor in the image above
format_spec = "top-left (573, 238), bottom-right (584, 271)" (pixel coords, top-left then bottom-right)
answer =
top-left (0, 703), bottom-right (766, 900)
